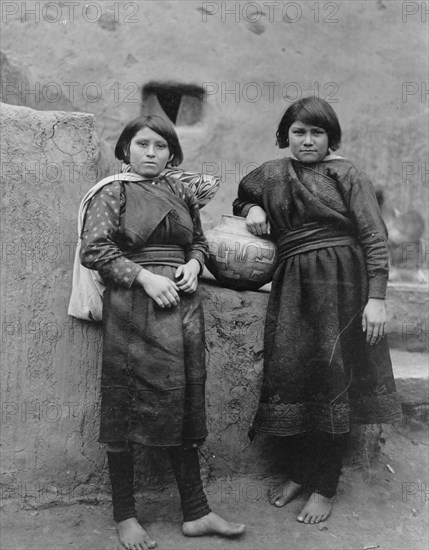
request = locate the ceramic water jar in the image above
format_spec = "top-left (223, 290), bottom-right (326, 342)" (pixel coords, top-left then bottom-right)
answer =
top-left (205, 215), bottom-right (278, 291)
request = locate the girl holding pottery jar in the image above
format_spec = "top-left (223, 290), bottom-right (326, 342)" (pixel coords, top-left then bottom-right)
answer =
top-left (233, 97), bottom-right (401, 524)
top-left (80, 115), bottom-right (245, 550)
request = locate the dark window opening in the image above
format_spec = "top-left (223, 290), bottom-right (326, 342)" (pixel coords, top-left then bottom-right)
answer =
top-left (142, 83), bottom-right (205, 126)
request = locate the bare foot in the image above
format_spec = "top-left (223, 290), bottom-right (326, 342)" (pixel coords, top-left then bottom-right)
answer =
top-left (116, 517), bottom-right (156, 550)
top-left (297, 492), bottom-right (334, 524)
top-left (269, 479), bottom-right (303, 507)
top-left (182, 512), bottom-right (245, 538)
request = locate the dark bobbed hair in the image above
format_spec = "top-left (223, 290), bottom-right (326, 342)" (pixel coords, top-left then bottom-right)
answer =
top-left (276, 97), bottom-right (342, 151)
top-left (114, 115), bottom-right (183, 167)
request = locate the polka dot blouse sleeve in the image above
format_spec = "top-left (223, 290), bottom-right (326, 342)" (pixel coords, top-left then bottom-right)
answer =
top-left (79, 180), bottom-right (142, 288)
top-left (181, 183), bottom-right (208, 270)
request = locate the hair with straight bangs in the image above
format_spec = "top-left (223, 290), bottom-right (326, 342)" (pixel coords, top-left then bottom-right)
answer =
top-left (115, 115), bottom-right (183, 167)
top-left (276, 97), bottom-right (342, 151)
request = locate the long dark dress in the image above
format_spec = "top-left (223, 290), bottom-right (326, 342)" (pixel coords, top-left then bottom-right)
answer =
top-left (233, 157), bottom-right (402, 436)
top-left (81, 176), bottom-right (208, 446)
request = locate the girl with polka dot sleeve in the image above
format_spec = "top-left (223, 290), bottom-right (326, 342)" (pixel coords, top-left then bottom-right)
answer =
top-left (81, 180), bottom-right (142, 288)
top-left (79, 115), bottom-right (245, 550)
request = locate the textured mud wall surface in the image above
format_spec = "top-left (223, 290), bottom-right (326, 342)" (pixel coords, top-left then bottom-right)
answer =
top-left (0, 96), bottom-right (376, 501)
top-left (0, 97), bottom-right (271, 500)
top-left (0, 103), bottom-right (106, 502)
top-left (387, 284), bottom-right (429, 352)
top-left (202, 281), bottom-right (268, 474)
top-left (1, 94), bottom-right (427, 503)
top-left (0, 102), bottom-right (275, 504)
top-left (1, 0), bottom-right (427, 235)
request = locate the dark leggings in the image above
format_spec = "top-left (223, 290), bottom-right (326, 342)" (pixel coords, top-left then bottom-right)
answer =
top-left (285, 431), bottom-right (349, 498)
top-left (107, 444), bottom-right (211, 523)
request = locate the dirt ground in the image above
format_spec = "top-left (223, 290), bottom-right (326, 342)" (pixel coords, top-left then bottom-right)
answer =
top-left (2, 420), bottom-right (428, 550)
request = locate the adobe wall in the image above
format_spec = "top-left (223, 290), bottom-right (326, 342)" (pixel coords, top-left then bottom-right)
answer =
top-left (1, 103), bottom-right (105, 502)
top-left (0, 103), bottom-right (280, 503)
top-left (1, 103), bottom-right (427, 505)
top-left (1, 0), bottom-right (428, 237)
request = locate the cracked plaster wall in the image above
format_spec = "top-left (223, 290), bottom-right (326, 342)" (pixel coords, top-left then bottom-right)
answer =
top-left (1, 0), bottom-right (428, 504)
top-left (0, 0), bottom-right (427, 235)
top-left (1, 103), bottom-right (427, 507)
top-left (1, 103), bottom-right (105, 503)
top-left (0, 103), bottom-right (278, 505)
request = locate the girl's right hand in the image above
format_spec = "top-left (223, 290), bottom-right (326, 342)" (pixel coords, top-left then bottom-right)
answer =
top-left (136, 269), bottom-right (180, 308)
top-left (246, 205), bottom-right (271, 236)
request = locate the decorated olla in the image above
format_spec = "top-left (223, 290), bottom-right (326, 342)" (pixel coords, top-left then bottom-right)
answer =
top-left (205, 215), bottom-right (278, 291)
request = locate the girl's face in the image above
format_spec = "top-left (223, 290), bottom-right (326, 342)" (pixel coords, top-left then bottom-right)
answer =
top-left (288, 121), bottom-right (329, 163)
top-left (128, 127), bottom-right (172, 178)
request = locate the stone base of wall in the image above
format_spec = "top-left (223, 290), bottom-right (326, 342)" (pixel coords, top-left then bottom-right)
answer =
top-left (386, 283), bottom-right (428, 352)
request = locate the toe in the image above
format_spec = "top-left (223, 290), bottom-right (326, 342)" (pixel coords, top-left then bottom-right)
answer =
top-left (269, 488), bottom-right (281, 505)
top-left (228, 523), bottom-right (245, 536)
top-left (235, 524), bottom-right (246, 535)
top-left (297, 512), bottom-right (308, 523)
top-left (274, 496), bottom-right (287, 507)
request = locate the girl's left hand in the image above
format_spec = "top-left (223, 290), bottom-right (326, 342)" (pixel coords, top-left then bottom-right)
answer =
top-left (175, 259), bottom-right (200, 293)
top-left (362, 298), bottom-right (387, 345)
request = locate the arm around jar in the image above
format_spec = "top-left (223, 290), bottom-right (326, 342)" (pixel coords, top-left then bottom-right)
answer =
top-left (246, 205), bottom-right (271, 236)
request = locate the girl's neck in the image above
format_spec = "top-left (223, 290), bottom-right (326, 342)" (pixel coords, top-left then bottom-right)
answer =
top-left (289, 152), bottom-right (344, 163)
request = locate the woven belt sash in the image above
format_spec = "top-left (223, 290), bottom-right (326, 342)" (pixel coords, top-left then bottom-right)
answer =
top-left (278, 225), bottom-right (356, 262)
top-left (124, 245), bottom-right (185, 267)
